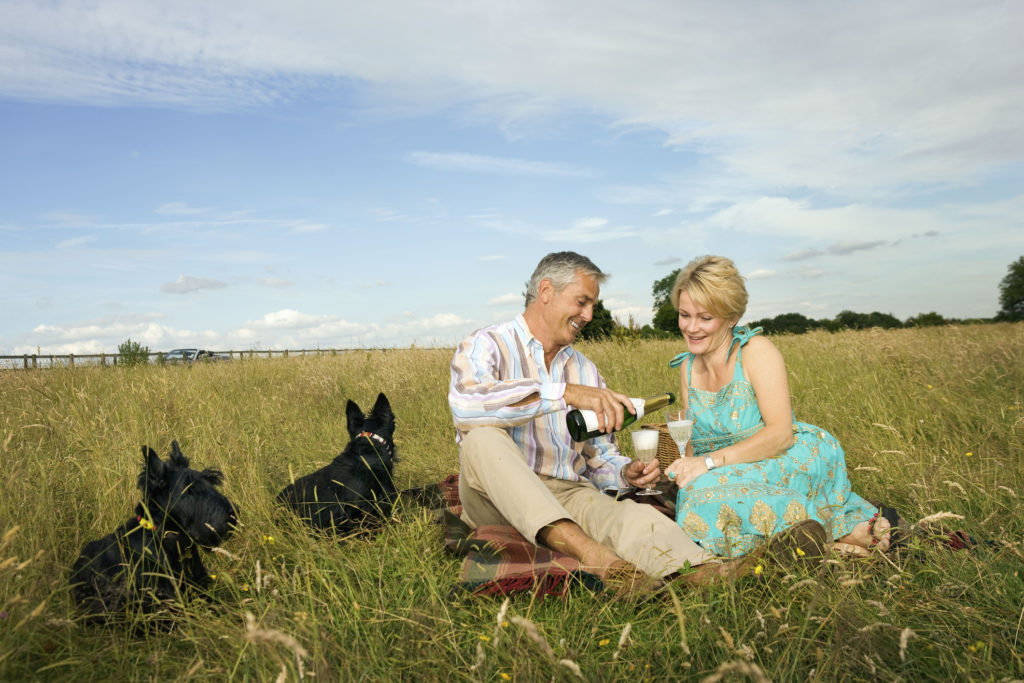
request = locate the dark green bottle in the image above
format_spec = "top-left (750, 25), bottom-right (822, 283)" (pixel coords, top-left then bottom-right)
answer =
top-left (565, 392), bottom-right (675, 442)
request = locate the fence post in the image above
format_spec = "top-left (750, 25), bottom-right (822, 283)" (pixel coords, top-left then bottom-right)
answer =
top-left (100, 353), bottom-right (106, 366)
top-left (23, 355), bottom-right (28, 369)
top-left (70, 353), bottom-right (74, 368)
top-left (32, 355), bottom-right (38, 369)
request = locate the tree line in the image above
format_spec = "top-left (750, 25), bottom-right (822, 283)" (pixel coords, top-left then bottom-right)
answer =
top-left (579, 255), bottom-right (1024, 341)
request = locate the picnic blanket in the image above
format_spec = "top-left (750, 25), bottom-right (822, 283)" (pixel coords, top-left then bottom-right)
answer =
top-left (403, 474), bottom-right (672, 598)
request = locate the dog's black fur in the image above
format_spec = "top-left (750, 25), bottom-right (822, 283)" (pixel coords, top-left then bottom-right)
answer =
top-left (69, 441), bottom-right (237, 623)
top-left (277, 393), bottom-right (398, 535)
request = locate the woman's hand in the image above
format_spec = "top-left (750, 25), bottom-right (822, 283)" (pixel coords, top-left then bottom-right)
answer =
top-left (664, 455), bottom-right (714, 488)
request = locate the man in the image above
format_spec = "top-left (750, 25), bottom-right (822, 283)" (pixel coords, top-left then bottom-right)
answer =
top-left (448, 251), bottom-right (735, 594)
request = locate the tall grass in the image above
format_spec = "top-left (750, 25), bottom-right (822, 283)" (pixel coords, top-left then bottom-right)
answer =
top-left (1, 325), bottom-right (1021, 681)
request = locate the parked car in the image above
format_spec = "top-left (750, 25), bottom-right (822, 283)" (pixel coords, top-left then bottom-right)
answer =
top-left (163, 348), bottom-right (230, 365)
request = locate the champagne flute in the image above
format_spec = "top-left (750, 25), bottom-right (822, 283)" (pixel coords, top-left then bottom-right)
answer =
top-left (666, 410), bottom-right (693, 459)
top-left (629, 428), bottom-right (661, 496)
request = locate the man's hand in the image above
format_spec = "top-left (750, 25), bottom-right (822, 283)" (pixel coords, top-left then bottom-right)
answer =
top-left (563, 384), bottom-right (634, 434)
top-left (623, 458), bottom-right (661, 489)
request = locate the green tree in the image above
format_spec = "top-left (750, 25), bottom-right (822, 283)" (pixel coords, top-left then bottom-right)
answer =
top-left (834, 310), bottom-right (902, 330)
top-left (997, 256), bottom-right (1024, 321)
top-left (651, 268), bottom-right (681, 335)
top-left (579, 300), bottom-right (615, 341)
top-left (117, 338), bottom-right (151, 367)
top-left (906, 311), bottom-right (947, 327)
top-left (864, 311), bottom-right (903, 329)
top-left (834, 310), bottom-right (870, 330)
top-left (752, 312), bottom-right (816, 335)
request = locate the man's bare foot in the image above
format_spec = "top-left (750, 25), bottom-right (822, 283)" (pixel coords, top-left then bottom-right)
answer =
top-left (666, 558), bottom-right (748, 587)
top-left (603, 560), bottom-right (660, 598)
top-left (538, 519), bottom-right (630, 582)
top-left (835, 512), bottom-right (891, 555)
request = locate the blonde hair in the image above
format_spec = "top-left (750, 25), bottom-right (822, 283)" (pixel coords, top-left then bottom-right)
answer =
top-left (671, 255), bottom-right (748, 322)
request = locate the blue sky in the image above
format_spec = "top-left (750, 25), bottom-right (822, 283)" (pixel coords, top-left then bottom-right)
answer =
top-left (2, 0), bottom-right (1022, 355)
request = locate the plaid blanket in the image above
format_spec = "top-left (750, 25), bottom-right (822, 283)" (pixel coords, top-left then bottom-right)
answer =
top-left (405, 478), bottom-right (998, 597)
top-left (406, 474), bottom-right (672, 598)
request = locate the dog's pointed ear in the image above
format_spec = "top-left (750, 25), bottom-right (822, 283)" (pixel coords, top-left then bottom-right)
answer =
top-left (200, 468), bottom-right (225, 487)
top-left (369, 393), bottom-right (395, 437)
top-left (168, 440), bottom-right (190, 468)
top-left (345, 400), bottom-right (365, 438)
top-left (139, 445), bottom-right (165, 492)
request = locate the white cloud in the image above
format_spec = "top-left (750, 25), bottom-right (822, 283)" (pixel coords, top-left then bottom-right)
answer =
top-left (7, 2), bottom-right (1016, 198)
top-left (55, 235), bottom-right (96, 249)
top-left (407, 151), bottom-right (593, 177)
top-left (544, 217), bottom-right (636, 243)
top-left (746, 269), bottom-right (777, 280)
top-left (156, 202), bottom-right (212, 215)
top-left (161, 275), bottom-right (229, 294)
top-left (488, 293), bottom-right (521, 306)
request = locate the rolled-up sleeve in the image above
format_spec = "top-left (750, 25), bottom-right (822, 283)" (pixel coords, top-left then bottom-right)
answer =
top-left (448, 332), bottom-right (566, 430)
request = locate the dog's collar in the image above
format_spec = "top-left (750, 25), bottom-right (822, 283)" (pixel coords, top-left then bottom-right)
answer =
top-left (359, 431), bottom-right (391, 452)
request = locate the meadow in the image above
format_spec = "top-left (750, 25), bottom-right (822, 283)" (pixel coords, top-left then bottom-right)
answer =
top-left (1, 324), bottom-right (1022, 681)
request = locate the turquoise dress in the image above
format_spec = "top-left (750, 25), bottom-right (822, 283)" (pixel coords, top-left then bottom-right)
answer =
top-left (669, 326), bottom-right (876, 557)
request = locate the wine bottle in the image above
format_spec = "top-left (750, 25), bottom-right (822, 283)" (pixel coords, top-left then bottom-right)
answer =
top-left (565, 392), bottom-right (675, 442)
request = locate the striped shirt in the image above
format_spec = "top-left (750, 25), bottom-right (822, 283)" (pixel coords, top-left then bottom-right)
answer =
top-left (448, 313), bottom-right (629, 490)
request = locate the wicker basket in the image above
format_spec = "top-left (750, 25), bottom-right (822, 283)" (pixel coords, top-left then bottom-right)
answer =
top-left (640, 423), bottom-right (683, 471)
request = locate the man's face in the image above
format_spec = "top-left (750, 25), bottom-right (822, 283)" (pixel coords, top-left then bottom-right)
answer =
top-left (540, 270), bottom-right (599, 348)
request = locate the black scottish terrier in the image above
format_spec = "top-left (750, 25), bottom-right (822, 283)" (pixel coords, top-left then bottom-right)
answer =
top-left (277, 393), bottom-right (398, 535)
top-left (69, 441), bottom-right (237, 623)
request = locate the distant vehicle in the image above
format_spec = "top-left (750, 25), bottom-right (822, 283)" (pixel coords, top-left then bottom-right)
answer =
top-left (163, 348), bottom-right (230, 365)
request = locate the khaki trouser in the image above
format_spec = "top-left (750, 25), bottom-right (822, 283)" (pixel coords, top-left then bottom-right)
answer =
top-left (458, 427), bottom-right (715, 578)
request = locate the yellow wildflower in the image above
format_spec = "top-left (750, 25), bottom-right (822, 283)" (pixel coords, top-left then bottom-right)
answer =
top-left (966, 452), bottom-right (973, 457)
top-left (599, 638), bottom-right (610, 647)
top-left (754, 564), bottom-right (764, 575)
top-left (796, 548), bottom-right (806, 556)
top-left (500, 673), bottom-right (511, 681)
top-left (479, 635), bottom-right (491, 642)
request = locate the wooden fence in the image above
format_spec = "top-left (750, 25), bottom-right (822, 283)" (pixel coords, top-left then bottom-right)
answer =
top-left (0, 348), bottom-right (386, 370)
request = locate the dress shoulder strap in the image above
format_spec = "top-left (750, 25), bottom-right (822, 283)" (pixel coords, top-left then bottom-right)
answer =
top-left (728, 325), bottom-right (763, 378)
top-left (668, 350), bottom-right (693, 386)
top-left (668, 350), bottom-right (692, 369)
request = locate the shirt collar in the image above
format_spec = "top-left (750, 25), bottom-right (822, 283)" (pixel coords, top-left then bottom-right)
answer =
top-left (515, 313), bottom-right (573, 363)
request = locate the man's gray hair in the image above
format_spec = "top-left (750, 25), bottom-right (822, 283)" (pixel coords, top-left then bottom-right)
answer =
top-left (524, 251), bottom-right (608, 307)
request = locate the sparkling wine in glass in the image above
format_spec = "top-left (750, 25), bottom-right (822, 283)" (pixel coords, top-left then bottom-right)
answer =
top-left (666, 410), bottom-right (693, 458)
top-left (629, 429), bottom-right (661, 497)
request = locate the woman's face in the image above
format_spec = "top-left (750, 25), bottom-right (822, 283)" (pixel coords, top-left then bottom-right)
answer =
top-left (677, 290), bottom-right (732, 356)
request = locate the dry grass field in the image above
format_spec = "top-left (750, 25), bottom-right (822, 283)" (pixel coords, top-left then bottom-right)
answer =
top-left (1, 324), bottom-right (1021, 681)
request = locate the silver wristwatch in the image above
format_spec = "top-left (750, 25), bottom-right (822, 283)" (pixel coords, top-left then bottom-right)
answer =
top-left (704, 454), bottom-right (716, 471)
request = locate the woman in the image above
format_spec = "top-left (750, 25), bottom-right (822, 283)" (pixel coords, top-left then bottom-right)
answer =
top-left (662, 255), bottom-right (890, 557)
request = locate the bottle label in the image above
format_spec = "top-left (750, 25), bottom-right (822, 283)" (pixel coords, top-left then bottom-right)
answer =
top-left (632, 397), bottom-right (646, 420)
top-left (578, 398), bottom-right (645, 434)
